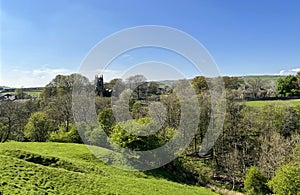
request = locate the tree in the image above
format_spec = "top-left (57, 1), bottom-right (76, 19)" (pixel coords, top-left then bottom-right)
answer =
top-left (126, 75), bottom-right (147, 100)
top-left (0, 101), bottom-right (28, 142)
top-left (110, 118), bottom-right (164, 151)
top-left (244, 166), bottom-right (269, 195)
top-left (268, 141), bottom-right (300, 195)
top-left (245, 77), bottom-right (264, 99)
top-left (98, 108), bottom-right (115, 135)
top-left (280, 107), bottom-right (300, 138)
top-left (191, 76), bottom-right (208, 94)
top-left (14, 88), bottom-right (27, 99)
top-left (277, 75), bottom-right (299, 97)
top-left (131, 101), bottom-right (148, 119)
top-left (297, 71), bottom-right (300, 86)
top-left (148, 81), bottom-right (160, 95)
top-left (24, 112), bottom-right (53, 142)
top-left (45, 93), bottom-right (73, 132)
top-left (108, 78), bottom-right (125, 93)
top-left (223, 76), bottom-right (243, 90)
top-left (41, 73), bottom-right (90, 103)
top-left (161, 93), bottom-right (180, 129)
top-left (259, 131), bottom-right (296, 178)
top-left (49, 123), bottom-right (82, 143)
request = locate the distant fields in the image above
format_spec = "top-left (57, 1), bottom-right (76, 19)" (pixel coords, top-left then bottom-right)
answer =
top-left (0, 90), bottom-right (42, 98)
top-left (0, 142), bottom-right (217, 195)
top-left (240, 75), bottom-right (285, 83)
top-left (26, 90), bottom-right (42, 98)
top-left (245, 99), bottom-right (300, 107)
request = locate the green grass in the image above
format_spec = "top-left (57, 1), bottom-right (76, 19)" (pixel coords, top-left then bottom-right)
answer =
top-left (245, 99), bottom-right (300, 107)
top-left (26, 91), bottom-right (42, 98)
top-left (0, 142), bottom-right (217, 195)
top-left (0, 90), bottom-right (42, 98)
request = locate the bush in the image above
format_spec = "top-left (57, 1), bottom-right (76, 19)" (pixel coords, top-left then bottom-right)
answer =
top-left (268, 163), bottom-right (300, 195)
top-left (109, 117), bottom-right (174, 151)
top-left (49, 124), bottom-right (82, 143)
top-left (244, 166), bottom-right (269, 195)
top-left (175, 155), bottom-right (213, 185)
top-left (83, 123), bottom-right (108, 147)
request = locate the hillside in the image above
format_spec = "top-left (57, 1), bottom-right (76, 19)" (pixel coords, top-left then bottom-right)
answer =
top-left (0, 142), bottom-right (217, 195)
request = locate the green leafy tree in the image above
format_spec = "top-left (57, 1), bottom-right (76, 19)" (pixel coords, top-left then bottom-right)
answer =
top-left (268, 142), bottom-right (300, 195)
top-left (24, 112), bottom-right (53, 142)
top-left (108, 78), bottom-right (125, 94)
top-left (223, 76), bottom-right (243, 90)
top-left (14, 88), bottom-right (28, 99)
top-left (244, 166), bottom-right (269, 195)
top-left (297, 71), bottom-right (300, 86)
top-left (41, 73), bottom-right (90, 103)
top-left (148, 81), bottom-right (160, 95)
top-left (98, 108), bottom-right (115, 135)
top-left (49, 123), bottom-right (82, 143)
top-left (277, 75), bottom-right (299, 97)
top-left (110, 118), bottom-right (166, 150)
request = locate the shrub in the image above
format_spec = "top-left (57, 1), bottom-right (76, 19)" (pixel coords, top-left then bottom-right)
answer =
top-left (244, 166), bottom-right (269, 195)
top-left (109, 118), bottom-right (172, 150)
top-left (49, 124), bottom-right (82, 143)
top-left (268, 163), bottom-right (300, 195)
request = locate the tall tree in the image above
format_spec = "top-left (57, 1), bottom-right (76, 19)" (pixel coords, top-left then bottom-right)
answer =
top-left (0, 101), bottom-right (27, 142)
top-left (45, 93), bottom-right (73, 132)
top-left (24, 112), bottom-right (53, 142)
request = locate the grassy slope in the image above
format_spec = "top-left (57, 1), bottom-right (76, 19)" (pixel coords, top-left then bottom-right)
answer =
top-left (245, 99), bottom-right (300, 107)
top-left (0, 142), bottom-right (217, 195)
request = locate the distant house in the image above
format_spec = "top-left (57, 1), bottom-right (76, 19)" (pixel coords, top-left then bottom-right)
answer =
top-left (0, 94), bottom-right (16, 101)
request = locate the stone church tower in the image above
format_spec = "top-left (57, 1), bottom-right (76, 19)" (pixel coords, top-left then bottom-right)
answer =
top-left (95, 75), bottom-right (104, 96)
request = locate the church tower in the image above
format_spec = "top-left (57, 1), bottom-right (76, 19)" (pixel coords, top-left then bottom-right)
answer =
top-left (95, 75), bottom-right (104, 96)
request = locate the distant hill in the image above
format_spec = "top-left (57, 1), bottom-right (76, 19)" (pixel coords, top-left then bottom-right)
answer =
top-left (158, 75), bottom-right (285, 87)
top-left (239, 75), bottom-right (285, 83)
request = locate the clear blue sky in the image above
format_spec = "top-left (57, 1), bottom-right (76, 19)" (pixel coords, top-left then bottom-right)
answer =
top-left (1, 0), bottom-right (300, 87)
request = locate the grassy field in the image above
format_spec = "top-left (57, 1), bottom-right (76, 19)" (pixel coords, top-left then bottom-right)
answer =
top-left (26, 91), bottom-right (42, 98)
top-left (0, 90), bottom-right (42, 98)
top-left (245, 99), bottom-right (300, 107)
top-left (0, 142), bottom-right (217, 195)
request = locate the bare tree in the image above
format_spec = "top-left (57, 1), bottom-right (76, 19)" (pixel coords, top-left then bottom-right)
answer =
top-left (126, 75), bottom-right (147, 100)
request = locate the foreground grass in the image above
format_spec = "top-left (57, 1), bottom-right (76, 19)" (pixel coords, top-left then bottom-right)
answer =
top-left (245, 99), bottom-right (300, 108)
top-left (0, 142), bottom-right (217, 195)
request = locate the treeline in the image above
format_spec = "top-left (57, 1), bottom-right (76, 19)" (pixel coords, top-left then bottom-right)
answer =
top-left (0, 72), bottom-right (300, 194)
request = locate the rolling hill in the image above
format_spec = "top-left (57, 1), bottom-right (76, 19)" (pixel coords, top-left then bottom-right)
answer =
top-left (0, 142), bottom-right (217, 195)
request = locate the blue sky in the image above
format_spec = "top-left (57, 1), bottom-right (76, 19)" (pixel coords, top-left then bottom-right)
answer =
top-left (1, 0), bottom-right (300, 87)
